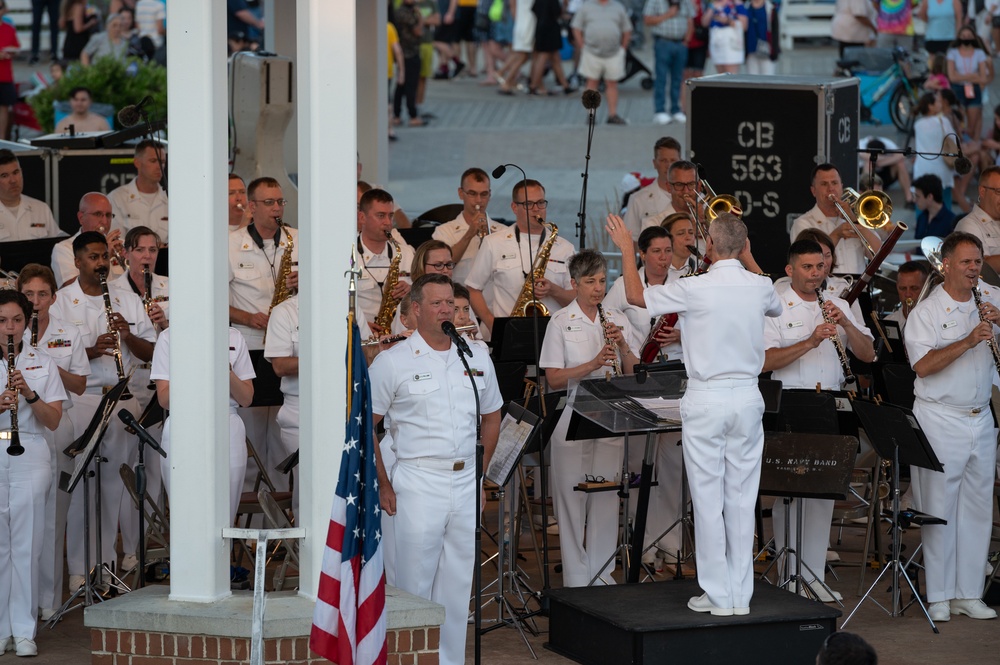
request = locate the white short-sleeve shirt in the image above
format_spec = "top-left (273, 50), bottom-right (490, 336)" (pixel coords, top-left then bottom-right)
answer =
top-left (1, 345), bottom-right (68, 436)
top-left (0, 194), bottom-right (62, 241)
top-left (539, 300), bottom-right (638, 378)
top-left (23, 314), bottom-right (90, 409)
top-left (228, 224), bottom-right (299, 350)
top-left (955, 205), bottom-right (1000, 259)
top-left (789, 204), bottom-right (867, 275)
top-left (108, 179), bottom-right (170, 244)
top-left (263, 294), bottom-right (299, 398)
top-left (622, 182), bottom-right (674, 242)
top-left (431, 212), bottom-right (505, 286)
top-left (150, 327), bottom-right (256, 413)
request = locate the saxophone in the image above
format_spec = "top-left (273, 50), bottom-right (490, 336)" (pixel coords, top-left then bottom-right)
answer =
top-left (512, 221), bottom-right (558, 317)
top-left (263, 218), bottom-right (294, 343)
top-left (373, 231), bottom-right (403, 333)
top-left (3, 335), bottom-right (23, 456)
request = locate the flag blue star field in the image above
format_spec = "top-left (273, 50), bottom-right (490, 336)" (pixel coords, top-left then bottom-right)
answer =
top-left (311, 320), bottom-right (386, 664)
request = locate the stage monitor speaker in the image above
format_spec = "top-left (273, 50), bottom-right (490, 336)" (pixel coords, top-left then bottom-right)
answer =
top-left (686, 75), bottom-right (859, 276)
top-left (52, 148), bottom-right (140, 235)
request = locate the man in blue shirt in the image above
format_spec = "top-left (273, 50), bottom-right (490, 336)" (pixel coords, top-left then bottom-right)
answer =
top-left (913, 174), bottom-right (957, 239)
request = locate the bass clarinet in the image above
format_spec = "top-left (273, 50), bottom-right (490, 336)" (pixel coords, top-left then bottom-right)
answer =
top-left (815, 288), bottom-right (855, 384)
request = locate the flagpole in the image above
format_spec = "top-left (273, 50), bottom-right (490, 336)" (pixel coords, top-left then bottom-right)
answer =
top-left (346, 246), bottom-right (360, 416)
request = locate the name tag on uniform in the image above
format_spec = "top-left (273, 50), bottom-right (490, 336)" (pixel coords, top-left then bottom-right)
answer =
top-left (238, 262), bottom-right (254, 269)
top-left (786, 321), bottom-right (804, 329)
top-left (942, 320), bottom-right (958, 330)
top-left (566, 325), bottom-right (582, 332)
top-left (500, 253), bottom-right (517, 260)
top-left (413, 372), bottom-right (432, 381)
top-left (30, 223), bottom-right (46, 228)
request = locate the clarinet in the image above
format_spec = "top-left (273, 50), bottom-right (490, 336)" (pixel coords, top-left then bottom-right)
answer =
top-left (815, 288), bottom-right (855, 384)
top-left (99, 269), bottom-right (133, 400)
top-left (596, 303), bottom-right (622, 377)
top-left (4, 335), bottom-right (23, 456)
top-left (29, 312), bottom-right (38, 347)
top-left (972, 286), bottom-right (1000, 377)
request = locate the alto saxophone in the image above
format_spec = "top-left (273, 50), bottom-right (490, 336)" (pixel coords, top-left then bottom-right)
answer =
top-left (99, 268), bottom-right (133, 400)
top-left (373, 231), bottom-right (403, 333)
top-left (512, 220), bottom-right (558, 317)
top-left (596, 303), bottom-right (622, 377)
top-left (263, 218), bottom-right (295, 343)
top-left (3, 334), bottom-right (23, 456)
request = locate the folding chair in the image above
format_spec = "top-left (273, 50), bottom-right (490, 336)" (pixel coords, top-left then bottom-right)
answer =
top-left (119, 464), bottom-right (170, 588)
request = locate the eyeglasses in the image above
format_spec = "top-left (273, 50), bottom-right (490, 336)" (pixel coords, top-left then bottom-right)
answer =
top-left (425, 261), bottom-right (455, 270)
top-left (584, 475), bottom-right (606, 483)
top-left (253, 198), bottom-right (288, 207)
top-left (521, 200), bottom-right (548, 209)
top-left (461, 189), bottom-right (491, 199)
top-left (84, 211), bottom-right (114, 219)
top-left (669, 181), bottom-right (698, 192)
top-left (982, 185), bottom-right (1000, 195)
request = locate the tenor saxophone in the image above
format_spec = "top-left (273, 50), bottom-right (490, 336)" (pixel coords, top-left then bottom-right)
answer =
top-left (373, 231), bottom-right (403, 332)
top-left (512, 220), bottom-right (558, 317)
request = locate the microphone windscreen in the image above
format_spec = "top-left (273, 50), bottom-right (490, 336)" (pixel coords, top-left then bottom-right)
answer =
top-left (581, 90), bottom-right (602, 110)
top-left (956, 157), bottom-right (973, 176)
top-left (491, 165), bottom-right (507, 179)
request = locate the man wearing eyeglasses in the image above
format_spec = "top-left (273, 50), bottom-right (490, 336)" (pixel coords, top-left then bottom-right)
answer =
top-left (108, 139), bottom-right (169, 244)
top-left (356, 188), bottom-right (414, 336)
top-left (955, 165), bottom-right (1000, 274)
top-left (0, 148), bottom-right (61, 242)
top-left (622, 137), bottom-right (682, 242)
top-left (50, 192), bottom-right (124, 287)
top-left (431, 167), bottom-right (504, 286)
top-left (465, 179), bottom-right (575, 337)
top-left (789, 163), bottom-right (882, 276)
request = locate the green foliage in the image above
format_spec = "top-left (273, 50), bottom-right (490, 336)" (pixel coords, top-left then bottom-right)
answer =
top-left (28, 57), bottom-right (167, 133)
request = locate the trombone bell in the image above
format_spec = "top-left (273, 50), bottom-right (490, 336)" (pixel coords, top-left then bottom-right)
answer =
top-left (705, 194), bottom-right (743, 220)
top-left (844, 187), bottom-right (892, 229)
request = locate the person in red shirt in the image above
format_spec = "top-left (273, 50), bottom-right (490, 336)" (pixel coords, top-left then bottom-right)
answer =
top-left (0, 1), bottom-right (20, 141)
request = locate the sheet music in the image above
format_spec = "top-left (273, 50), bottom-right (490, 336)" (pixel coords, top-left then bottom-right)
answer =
top-left (487, 413), bottom-right (534, 486)
top-left (629, 396), bottom-right (682, 424)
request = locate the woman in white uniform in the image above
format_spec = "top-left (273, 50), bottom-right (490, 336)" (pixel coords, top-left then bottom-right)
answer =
top-left (17, 265), bottom-right (89, 621)
top-left (0, 290), bottom-right (67, 657)
top-left (150, 327), bottom-right (255, 523)
top-left (540, 249), bottom-right (639, 587)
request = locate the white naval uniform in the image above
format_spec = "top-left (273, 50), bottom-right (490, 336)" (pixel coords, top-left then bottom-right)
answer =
top-left (904, 284), bottom-right (1000, 603)
top-left (644, 259), bottom-right (783, 610)
top-left (50, 232), bottom-right (126, 289)
top-left (604, 267), bottom-right (686, 562)
top-left (789, 205), bottom-right (867, 275)
top-left (431, 211), bottom-right (505, 286)
top-left (263, 295), bottom-right (299, 515)
top-left (623, 181), bottom-right (674, 242)
top-left (23, 318), bottom-right (89, 614)
top-left (112, 270), bottom-right (169, 396)
top-left (370, 331), bottom-right (503, 665)
top-left (0, 195), bottom-right (61, 242)
top-left (0, 346), bottom-right (66, 641)
top-left (764, 283), bottom-right (873, 589)
top-left (108, 180), bottom-right (169, 244)
top-left (151, 328), bottom-right (255, 523)
top-left (883, 307), bottom-right (906, 328)
top-left (954, 204), bottom-right (1000, 259)
top-left (464, 226), bottom-right (574, 337)
top-left (773, 275), bottom-right (865, 324)
top-left (540, 300), bottom-right (637, 587)
top-left (49, 279), bottom-right (155, 576)
top-left (355, 235), bottom-right (415, 336)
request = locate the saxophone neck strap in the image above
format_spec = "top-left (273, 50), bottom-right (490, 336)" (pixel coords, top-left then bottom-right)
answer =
top-left (247, 222), bottom-right (281, 250)
top-left (514, 225), bottom-right (546, 279)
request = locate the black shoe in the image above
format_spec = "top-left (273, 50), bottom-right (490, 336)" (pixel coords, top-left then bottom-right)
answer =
top-left (433, 70), bottom-right (450, 80)
top-left (452, 60), bottom-right (466, 77)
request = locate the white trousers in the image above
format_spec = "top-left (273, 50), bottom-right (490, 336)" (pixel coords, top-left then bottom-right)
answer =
top-left (38, 413), bottom-right (75, 611)
top-left (66, 392), bottom-right (142, 576)
top-left (0, 433), bottom-right (50, 640)
top-left (681, 380), bottom-right (764, 610)
top-left (389, 461), bottom-right (476, 665)
top-left (772, 497), bottom-right (834, 584)
top-left (550, 408), bottom-right (622, 587)
top-left (160, 411), bottom-right (248, 524)
top-left (911, 400), bottom-right (997, 602)
top-left (379, 435), bottom-right (397, 587)
top-left (276, 396), bottom-right (299, 516)
top-left (628, 432), bottom-right (684, 560)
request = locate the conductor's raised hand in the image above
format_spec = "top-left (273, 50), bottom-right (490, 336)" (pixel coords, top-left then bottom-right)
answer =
top-left (605, 214), bottom-right (633, 253)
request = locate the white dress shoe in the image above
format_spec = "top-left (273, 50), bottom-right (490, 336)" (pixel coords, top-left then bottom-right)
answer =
top-left (687, 593), bottom-right (733, 617)
top-left (672, 112), bottom-right (687, 123)
top-left (951, 598), bottom-right (998, 619)
top-left (653, 112), bottom-right (672, 125)
top-left (14, 638), bottom-right (36, 657)
top-left (0, 637), bottom-right (11, 653)
top-left (807, 579), bottom-right (843, 603)
top-left (68, 575), bottom-right (85, 593)
top-left (37, 609), bottom-right (55, 622)
top-left (121, 553), bottom-right (138, 572)
top-left (928, 601), bottom-right (951, 622)
top-left (733, 606), bottom-right (750, 616)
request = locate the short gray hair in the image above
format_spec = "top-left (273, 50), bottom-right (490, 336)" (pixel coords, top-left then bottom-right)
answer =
top-left (569, 248), bottom-right (607, 281)
top-left (409, 273), bottom-right (452, 304)
top-left (708, 213), bottom-right (747, 257)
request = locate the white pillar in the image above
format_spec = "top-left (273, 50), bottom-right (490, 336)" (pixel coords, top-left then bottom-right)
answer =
top-left (296, 0), bottom-right (355, 599)
top-left (357, 0), bottom-right (387, 185)
top-left (166, 0), bottom-right (231, 602)
top-left (269, 0), bottom-right (300, 184)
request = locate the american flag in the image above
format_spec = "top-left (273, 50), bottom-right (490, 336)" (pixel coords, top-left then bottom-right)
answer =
top-left (310, 318), bottom-right (387, 664)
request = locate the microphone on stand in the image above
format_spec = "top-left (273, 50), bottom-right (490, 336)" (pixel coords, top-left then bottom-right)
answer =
top-left (581, 89), bottom-right (602, 111)
top-left (117, 96), bottom-right (153, 127)
top-left (955, 142), bottom-right (973, 176)
top-left (118, 409), bottom-right (167, 458)
top-left (442, 321), bottom-right (473, 356)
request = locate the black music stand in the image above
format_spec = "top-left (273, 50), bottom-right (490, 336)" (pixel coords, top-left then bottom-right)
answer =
top-left (842, 399), bottom-right (944, 633)
top-left (490, 317), bottom-right (550, 362)
top-left (48, 377), bottom-right (130, 626)
top-left (758, 432), bottom-right (858, 603)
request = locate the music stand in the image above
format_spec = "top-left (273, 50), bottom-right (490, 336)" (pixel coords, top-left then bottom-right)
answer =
top-left (842, 399), bottom-right (944, 633)
top-left (48, 377), bottom-right (130, 626)
top-left (490, 317), bottom-right (550, 362)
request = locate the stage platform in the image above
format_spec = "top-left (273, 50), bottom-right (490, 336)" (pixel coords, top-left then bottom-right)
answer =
top-left (546, 579), bottom-right (841, 665)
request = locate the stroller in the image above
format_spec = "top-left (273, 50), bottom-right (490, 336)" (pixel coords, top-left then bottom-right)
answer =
top-left (621, 0), bottom-right (654, 89)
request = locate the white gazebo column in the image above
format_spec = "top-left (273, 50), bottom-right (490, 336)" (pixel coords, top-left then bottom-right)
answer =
top-left (165, 0), bottom-right (231, 602)
top-left (296, 0), bottom-right (356, 599)
top-left (357, 0), bottom-right (388, 185)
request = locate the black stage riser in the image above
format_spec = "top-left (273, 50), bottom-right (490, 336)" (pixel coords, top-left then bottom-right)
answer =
top-left (547, 580), bottom-right (840, 665)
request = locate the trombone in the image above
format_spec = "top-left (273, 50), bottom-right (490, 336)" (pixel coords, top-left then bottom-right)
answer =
top-left (828, 187), bottom-right (892, 259)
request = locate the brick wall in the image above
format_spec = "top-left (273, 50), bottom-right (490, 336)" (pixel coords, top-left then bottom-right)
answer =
top-left (91, 626), bottom-right (439, 665)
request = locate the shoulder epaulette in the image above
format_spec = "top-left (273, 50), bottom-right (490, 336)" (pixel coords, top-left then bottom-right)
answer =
top-left (681, 270), bottom-right (707, 278)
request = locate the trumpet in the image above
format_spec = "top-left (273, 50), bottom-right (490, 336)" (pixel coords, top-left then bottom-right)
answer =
top-left (2, 335), bottom-right (23, 456)
top-left (815, 288), bottom-right (856, 384)
top-left (971, 286), bottom-right (1000, 378)
top-left (99, 268), bottom-right (133, 401)
top-left (596, 303), bottom-right (622, 377)
top-left (474, 204), bottom-right (488, 239)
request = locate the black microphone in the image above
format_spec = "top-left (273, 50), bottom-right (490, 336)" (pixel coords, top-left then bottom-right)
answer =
top-left (955, 142), bottom-right (973, 176)
top-left (118, 409), bottom-right (167, 458)
top-left (118, 96), bottom-right (153, 127)
top-left (581, 89), bottom-right (602, 110)
top-left (442, 321), bottom-right (472, 356)
top-left (492, 164), bottom-right (507, 179)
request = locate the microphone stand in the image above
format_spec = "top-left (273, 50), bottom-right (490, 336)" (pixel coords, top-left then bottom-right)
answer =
top-left (577, 99), bottom-right (599, 249)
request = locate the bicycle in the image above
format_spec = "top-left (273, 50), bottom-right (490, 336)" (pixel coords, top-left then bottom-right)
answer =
top-left (836, 46), bottom-right (927, 133)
